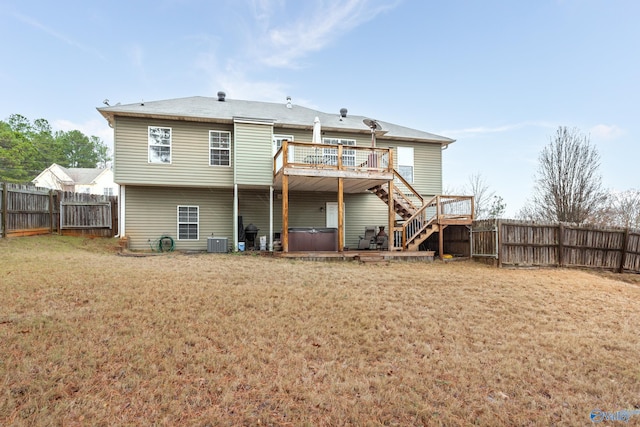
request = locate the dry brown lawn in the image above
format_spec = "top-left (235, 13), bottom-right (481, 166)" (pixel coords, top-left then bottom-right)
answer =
top-left (1, 236), bottom-right (639, 426)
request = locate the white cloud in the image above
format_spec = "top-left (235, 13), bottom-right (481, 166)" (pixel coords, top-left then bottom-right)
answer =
top-left (13, 11), bottom-right (105, 60)
top-left (196, 0), bottom-right (400, 101)
top-left (590, 124), bottom-right (624, 140)
top-left (441, 121), bottom-right (556, 139)
top-left (258, 0), bottom-right (400, 68)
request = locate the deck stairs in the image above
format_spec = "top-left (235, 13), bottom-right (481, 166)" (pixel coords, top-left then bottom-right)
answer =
top-left (370, 170), bottom-right (474, 252)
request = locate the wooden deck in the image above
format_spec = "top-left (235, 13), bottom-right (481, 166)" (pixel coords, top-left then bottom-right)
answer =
top-left (273, 250), bottom-right (436, 262)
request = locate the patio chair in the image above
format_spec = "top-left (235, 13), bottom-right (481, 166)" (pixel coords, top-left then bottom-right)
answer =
top-left (358, 226), bottom-right (376, 250)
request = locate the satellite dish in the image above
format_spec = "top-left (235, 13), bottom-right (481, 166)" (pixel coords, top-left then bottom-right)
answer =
top-left (363, 118), bottom-right (382, 131)
top-left (363, 118), bottom-right (382, 147)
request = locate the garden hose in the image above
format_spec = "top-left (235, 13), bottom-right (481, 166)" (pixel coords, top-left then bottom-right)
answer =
top-left (158, 235), bottom-right (175, 252)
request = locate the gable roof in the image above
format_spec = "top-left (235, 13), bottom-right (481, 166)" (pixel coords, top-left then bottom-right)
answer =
top-left (63, 167), bottom-right (107, 185)
top-left (97, 96), bottom-right (455, 145)
top-left (33, 163), bottom-right (109, 186)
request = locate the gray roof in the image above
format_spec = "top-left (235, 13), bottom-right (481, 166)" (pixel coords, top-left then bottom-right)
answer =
top-left (61, 166), bottom-right (105, 185)
top-left (98, 96), bottom-right (454, 144)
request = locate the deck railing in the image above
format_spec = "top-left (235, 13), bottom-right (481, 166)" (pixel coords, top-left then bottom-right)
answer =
top-left (274, 141), bottom-right (392, 176)
top-left (395, 195), bottom-right (474, 250)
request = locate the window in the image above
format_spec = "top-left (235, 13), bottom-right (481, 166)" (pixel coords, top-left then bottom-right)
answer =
top-left (103, 188), bottom-right (114, 196)
top-left (209, 131), bottom-right (231, 166)
top-left (177, 206), bottom-right (199, 240)
top-left (397, 146), bottom-right (414, 183)
top-left (322, 138), bottom-right (356, 166)
top-left (273, 135), bottom-right (294, 152)
top-left (148, 126), bottom-right (171, 164)
top-left (274, 134), bottom-right (295, 165)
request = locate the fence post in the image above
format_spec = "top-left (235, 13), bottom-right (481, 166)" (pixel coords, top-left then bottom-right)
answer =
top-left (49, 190), bottom-right (54, 235)
top-left (497, 219), bottom-right (502, 268)
top-left (2, 182), bottom-right (7, 238)
top-left (619, 228), bottom-right (630, 273)
top-left (558, 222), bottom-right (565, 267)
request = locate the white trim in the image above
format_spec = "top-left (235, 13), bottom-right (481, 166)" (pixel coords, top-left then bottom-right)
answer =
top-left (177, 205), bottom-right (199, 240)
top-left (232, 117), bottom-right (275, 125)
top-left (148, 126), bottom-right (172, 164)
top-left (209, 130), bottom-right (232, 167)
top-left (119, 185), bottom-right (126, 237)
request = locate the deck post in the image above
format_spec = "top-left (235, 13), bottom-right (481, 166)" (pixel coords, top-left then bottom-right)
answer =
top-left (282, 174), bottom-right (289, 253)
top-left (388, 178), bottom-right (394, 251)
top-left (338, 177), bottom-right (344, 252)
top-left (439, 224), bottom-right (444, 260)
top-left (1, 182), bottom-right (6, 238)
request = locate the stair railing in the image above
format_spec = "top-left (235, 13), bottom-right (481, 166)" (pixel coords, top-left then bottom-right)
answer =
top-left (392, 169), bottom-right (423, 211)
top-left (401, 195), bottom-right (439, 248)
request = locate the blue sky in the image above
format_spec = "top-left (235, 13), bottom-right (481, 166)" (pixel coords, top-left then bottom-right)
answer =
top-left (1, 0), bottom-right (638, 216)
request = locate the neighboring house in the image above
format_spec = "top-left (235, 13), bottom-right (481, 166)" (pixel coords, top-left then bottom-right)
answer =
top-left (97, 93), bottom-right (472, 253)
top-left (32, 163), bottom-right (118, 196)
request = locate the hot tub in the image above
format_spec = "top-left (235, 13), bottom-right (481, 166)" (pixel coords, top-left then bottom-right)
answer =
top-left (287, 227), bottom-right (338, 252)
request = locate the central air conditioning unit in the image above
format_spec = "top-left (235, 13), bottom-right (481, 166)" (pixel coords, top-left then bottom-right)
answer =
top-left (207, 237), bottom-right (228, 253)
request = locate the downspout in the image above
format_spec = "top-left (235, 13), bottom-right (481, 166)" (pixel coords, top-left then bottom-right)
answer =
top-left (269, 186), bottom-right (274, 251)
top-left (233, 123), bottom-right (238, 251)
top-left (119, 185), bottom-right (125, 237)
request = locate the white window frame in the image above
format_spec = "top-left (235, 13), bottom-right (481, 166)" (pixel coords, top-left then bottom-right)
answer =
top-left (322, 138), bottom-right (356, 166)
top-left (209, 130), bottom-right (231, 167)
top-left (274, 134), bottom-right (295, 164)
top-left (177, 205), bottom-right (199, 240)
top-left (103, 188), bottom-right (114, 196)
top-left (148, 126), bottom-right (172, 164)
top-left (397, 146), bottom-right (414, 184)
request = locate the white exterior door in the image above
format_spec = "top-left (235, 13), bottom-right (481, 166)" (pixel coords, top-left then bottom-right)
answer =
top-left (326, 202), bottom-right (345, 246)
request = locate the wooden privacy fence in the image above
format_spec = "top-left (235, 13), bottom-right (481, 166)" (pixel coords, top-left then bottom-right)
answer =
top-left (472, 219), bottom-right (640, 274)
top-left (1, 182), bottom-right (118, 238)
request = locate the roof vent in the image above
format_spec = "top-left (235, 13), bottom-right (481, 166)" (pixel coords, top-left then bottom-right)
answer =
top-left (286, 96), bottom-right (292, 109)
top-left (217, 91), bottom-right (226, 101)
top-left (340, 108), bottom-right (348, 118)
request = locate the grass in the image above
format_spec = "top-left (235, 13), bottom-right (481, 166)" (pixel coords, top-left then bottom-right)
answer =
top-left (1, 235), bottom-right (640, 426)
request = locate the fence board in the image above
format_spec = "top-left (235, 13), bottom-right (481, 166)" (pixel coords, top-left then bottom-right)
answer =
top-left (472, 220), bottom-right (640, 274)
top-left (1, 183), bottom-right (118, 238)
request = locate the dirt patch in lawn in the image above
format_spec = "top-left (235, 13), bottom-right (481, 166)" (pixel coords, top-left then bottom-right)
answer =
top-left (1, 235), bottom-right (639, 425)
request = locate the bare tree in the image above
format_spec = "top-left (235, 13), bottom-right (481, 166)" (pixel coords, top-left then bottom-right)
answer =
top-left (465, 172), bottom-right (494, 219)
top-left (528, 126), bottom-right (607, 224)
top-left (604, 189), bottom-right (640, 228)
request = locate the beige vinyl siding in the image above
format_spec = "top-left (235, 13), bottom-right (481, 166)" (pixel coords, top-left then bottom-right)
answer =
top-left (125, 186), bottom-right (233, 251)
top-left (114, 117), bottom-right (234, 187)
top-left (344, 193), bottom-right (388, 248)
top-left (378, 140), bottom-right (442, 197)
top-left (273, 127), bottom-right (373, 146)
top-left (238, 190), bottom-right (385, 247)
top-left (237, 189), bottom-right (273, 246)
top-left (413, 142), bottom-right (442, 196)
top-left (235, 122), bottom-right (274, 185)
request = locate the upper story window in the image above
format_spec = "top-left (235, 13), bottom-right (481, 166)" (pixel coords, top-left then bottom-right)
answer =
top-left (397, 146), bottom-right (414, 183)
top-left (322, 138), bottom-right (356, 166)
top-left (209, 130), bottom-right (231, 166)
top-left (148, 126), bottom-right (171, 164)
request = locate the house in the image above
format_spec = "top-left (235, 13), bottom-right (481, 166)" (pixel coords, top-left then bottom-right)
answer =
top-left (97, 93), bottom-right (473, 254)
top-left (32, 163), bottom-right (118, 196)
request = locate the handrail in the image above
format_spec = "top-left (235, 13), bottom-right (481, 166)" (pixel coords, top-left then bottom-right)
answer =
top-left (400, 195), bottom-right (474, 249)
top-left (393, 169), bottom-right (424, 206)
top-left (273, 141), bottom-right (392, 176)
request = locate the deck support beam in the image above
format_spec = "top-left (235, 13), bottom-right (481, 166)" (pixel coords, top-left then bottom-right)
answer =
top-left (338, 177), bottom-right (344, 252)
top-left (282, 174), bottom-right (289, 252)
top-left (388, 177), bottom-right (394, 251)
